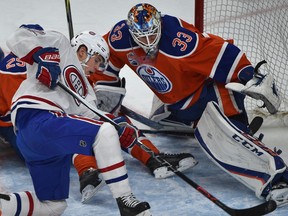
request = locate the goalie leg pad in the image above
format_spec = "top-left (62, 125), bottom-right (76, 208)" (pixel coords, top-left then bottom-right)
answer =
top-left (195, 101), bottom-right (287, 199)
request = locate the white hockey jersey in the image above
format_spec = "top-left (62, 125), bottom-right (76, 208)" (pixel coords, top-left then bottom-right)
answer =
top-left (6, 27), bottom-right (98, 128)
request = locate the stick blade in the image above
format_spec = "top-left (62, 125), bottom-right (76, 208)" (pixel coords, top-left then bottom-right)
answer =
top-left (228, 200), bottom-right (277, 216)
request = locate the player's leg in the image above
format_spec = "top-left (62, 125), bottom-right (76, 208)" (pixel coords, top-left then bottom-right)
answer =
top-left (195, 101), bottom-right (288, 207)
top-left (95, 79), bottom-right (197, 179)
top-left (93, 122), bottom-right (151, 215)
top-left (0, 109), bottom-right (72, 215)
top-left (114, 115), bottom-right (198, 179)
top-left (1, 109), bottom-right (151, 215)
top-left (0, 191), bottom-right (67, 215)
top-left (39, 111), bottom-right (151, 214)
top-left (72, 154), bottom-right (105, 203)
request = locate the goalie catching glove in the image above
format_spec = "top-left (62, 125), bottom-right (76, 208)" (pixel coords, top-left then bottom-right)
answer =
top-left (33, 47), bottom-right (61, 89)
top-left (226, 61), bottom-right (281, 114)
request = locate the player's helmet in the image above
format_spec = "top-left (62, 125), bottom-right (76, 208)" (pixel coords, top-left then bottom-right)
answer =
top-left (71, 31), bottom-right (109, 71)
top-left (126, 3), bottom-right (161, 55)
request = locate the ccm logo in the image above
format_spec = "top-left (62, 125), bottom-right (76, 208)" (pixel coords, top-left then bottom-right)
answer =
top-left (232, 134), bottom-right (264, 156)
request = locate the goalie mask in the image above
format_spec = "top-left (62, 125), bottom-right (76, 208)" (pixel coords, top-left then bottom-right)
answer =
top-left (71, 31), bottom-right (109, 71)
top-left (127, 3), bottom-right (161, 56)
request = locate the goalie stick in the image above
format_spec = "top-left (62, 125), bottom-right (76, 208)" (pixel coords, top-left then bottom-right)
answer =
top-left (58, 81), bottom-right (277, 216)
top-left (120, 105), bottom-right (195, 136)
top-left (121, 105), bottom-right (264, 137)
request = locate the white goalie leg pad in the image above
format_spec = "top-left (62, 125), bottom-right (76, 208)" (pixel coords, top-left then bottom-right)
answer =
top-left (194, 101), bottom-right (287, 199)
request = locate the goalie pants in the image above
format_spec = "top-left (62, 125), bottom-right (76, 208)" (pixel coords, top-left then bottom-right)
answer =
top-left (167, 81), bottom-right (248, 129)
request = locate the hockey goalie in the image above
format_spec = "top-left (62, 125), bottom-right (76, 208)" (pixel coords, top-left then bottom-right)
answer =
top-left (195, 101), bottom-right (288, 207)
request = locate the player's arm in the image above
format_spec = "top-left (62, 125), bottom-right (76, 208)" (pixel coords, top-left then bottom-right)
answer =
top-left (6, 24), bottom-right (61, 89)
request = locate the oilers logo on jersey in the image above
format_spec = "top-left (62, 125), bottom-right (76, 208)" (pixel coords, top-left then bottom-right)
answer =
top-left (137, 64), bottom-right (172, 93)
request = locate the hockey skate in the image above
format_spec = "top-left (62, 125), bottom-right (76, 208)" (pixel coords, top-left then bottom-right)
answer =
top-left (116, 193), bottom-right (151, 216)
top-left (146, 153), bottom-right (198, 179)
top-left (267, 182), bottom-right (288, 207)
top-left (226, 72), bottom-right (281, 114)
top-left (79, 168), bottom-right (105, 203)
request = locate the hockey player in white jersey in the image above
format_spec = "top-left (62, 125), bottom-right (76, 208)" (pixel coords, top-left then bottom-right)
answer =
top-left (0, 24), bottom-right (151, 216)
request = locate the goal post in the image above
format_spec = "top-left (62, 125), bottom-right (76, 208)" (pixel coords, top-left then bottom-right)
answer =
top-left (195, 0), bottom-right (288, 127)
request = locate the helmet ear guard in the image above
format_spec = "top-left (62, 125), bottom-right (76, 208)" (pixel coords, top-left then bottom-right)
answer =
top-left (71, 31), bottom-right (110, 71)
top-left (126, 3), bottom-right (161, 54)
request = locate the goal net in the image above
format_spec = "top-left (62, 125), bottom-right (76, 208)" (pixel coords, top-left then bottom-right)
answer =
top-left (195, 0), bottom-right (288, 127)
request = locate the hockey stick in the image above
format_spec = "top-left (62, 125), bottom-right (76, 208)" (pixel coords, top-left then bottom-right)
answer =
top-left (140, 116), bottom-right (263, 137)
top-left (64, 0), bottom-right (74, 40)
top-left (120, 105), bottom-right (194, 136)
top-left (58, 81), bottom-right (277, 216)
top-left (120, 105), bottom-right (164, 129)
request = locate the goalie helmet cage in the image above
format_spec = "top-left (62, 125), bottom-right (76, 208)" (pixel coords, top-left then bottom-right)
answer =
top-left (195, 0), bottom-right (288, 127)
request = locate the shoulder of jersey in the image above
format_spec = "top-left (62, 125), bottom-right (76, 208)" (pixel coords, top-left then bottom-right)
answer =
top-left (0, 53), bottom-right (27, 73)
top-left (160, 15), bottom-right (198, 57)
top-left (107, 20), bottom-right (137, 51)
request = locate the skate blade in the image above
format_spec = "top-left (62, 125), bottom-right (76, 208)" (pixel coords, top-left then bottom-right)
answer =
top-left (136, 209), bottom-right (152, 216)
top-left (153, 157), bottom-right (198, 179)
top-left (81, 181), bottom-right (105, 204)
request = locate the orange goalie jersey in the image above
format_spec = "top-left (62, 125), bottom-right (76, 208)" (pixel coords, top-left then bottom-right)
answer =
top-left (103, 15), bottom-right (255, 116)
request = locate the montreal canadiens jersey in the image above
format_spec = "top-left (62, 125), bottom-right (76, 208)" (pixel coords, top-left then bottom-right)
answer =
top-left (7, 27), bottom-right (98, 127)
top-left (104, 14), bottom-right (254, 110)
top-left (0, 53), bottom-right (26, 127)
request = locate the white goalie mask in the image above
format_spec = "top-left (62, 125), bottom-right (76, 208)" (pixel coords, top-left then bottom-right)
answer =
top-left (71, 31), bottom-right (109, 71)
top-left (126, 3), bottom-right (161, 55)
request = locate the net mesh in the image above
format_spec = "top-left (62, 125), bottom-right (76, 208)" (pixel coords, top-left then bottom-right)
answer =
top-left (203, 0), bottom-right (288, 126)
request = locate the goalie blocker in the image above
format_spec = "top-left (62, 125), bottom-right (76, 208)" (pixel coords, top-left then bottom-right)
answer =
top-left (195, 101), bottom-right (288, 207)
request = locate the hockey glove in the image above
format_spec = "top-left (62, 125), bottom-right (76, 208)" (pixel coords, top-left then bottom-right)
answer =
top-left (113, 116), bottom-right (137, 149)
top-left (33, 47), bottom-right (61, 89)
top-left (118, 124), bottom-right (137, 149)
